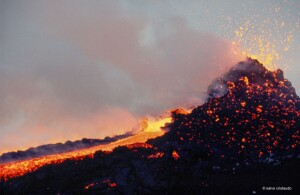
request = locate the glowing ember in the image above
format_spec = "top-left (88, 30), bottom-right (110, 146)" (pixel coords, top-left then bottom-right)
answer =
top-left (126, 143), bottom-right (153, 150)
top-left (102, 179), bottom-right (117, 188)
top-left (171, 109), bottom-right (190, 115)
top-left (109, 182), bottom-right (117, 187)
top-left (172, 150), bottom-right (180, 160)
top-left (148, 152), bottom-right (164, 159)
top-left (240, 101), bottom-right (246, 107)
top-left (84, 182), bottom-right (95, 190)
top-left (256, 105), bottom-right (263, 113)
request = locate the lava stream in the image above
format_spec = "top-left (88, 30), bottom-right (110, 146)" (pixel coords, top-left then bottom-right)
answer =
top-left (0, 120), bottom-right (169, 181)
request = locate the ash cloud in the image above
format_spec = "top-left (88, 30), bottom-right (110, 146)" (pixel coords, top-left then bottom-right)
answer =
top-left (0, 0), bottom-right (244, 153)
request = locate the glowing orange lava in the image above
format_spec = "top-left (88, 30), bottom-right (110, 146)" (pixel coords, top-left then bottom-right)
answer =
top-left (142, 117), bottom-right (172, 132)
top-left (0, 116), bottom-right (172, 181)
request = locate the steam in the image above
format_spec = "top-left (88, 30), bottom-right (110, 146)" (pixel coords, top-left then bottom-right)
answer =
top-left (0, 1), bottom-right (244, 153)
top-left (207, 58), bottom-right (259, 98)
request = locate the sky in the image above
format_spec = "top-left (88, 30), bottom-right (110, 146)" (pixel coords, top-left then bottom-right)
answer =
top-left (1, 0), bottom-right (299, 153)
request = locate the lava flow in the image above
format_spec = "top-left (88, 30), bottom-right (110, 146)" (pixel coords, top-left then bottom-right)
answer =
top-left (0, 117), bottom-right (171, 181)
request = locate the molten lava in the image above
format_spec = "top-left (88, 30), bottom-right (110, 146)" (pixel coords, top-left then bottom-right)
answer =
top-left (0, 116), bottom-right (172, 181)
top-left (142, 117), bottom-right (172, 132)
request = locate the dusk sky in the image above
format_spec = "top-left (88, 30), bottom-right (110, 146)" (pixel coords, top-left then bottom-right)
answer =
top-left (1, 0), bottom-right (299, 153)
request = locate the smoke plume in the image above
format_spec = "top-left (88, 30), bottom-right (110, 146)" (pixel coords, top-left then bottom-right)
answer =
top-left (0, 0), bottom-right (244, 153)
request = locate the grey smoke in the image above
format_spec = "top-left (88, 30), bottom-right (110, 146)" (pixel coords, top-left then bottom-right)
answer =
top-left (0, 0), bottom-right (244, 153)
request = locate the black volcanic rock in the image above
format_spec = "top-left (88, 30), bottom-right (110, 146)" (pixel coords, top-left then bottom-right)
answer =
top-left (1, 59), bottom-right (299, 194)
top-left (207, 59), bottom-right (293, 98)
top-left (158, 58), bottom-right (300, 163)
top-left (0, 133), bottom-right (132, 164)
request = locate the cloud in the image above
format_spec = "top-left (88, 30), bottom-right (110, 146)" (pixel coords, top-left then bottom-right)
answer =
top-left (0, 0), bottom-right (244, 153)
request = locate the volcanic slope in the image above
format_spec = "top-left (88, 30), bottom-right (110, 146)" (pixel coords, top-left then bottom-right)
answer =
top-left (1, 58), bottom-right (299, 194)
top-left (158, 58), bottom-right (300, 163)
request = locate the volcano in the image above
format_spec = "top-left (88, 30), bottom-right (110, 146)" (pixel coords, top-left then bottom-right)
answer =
top-left (1, 58), bottom-right (299, 194)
